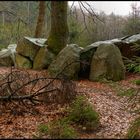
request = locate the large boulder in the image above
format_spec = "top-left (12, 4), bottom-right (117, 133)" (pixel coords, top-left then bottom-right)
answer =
top-left (83, 35), bottom-right (140, 61)
top-left (94, 38), bottom-right (138, 59)
top-left (0, 56), bottom-right (13, 66)
top-left (80, 42), bottom-right (98, 75)
top-left (48, 44), bottom-right (82, 79)
top-left (7, 44), bottom-right (17, 66)
top-left (79, 41), bottom-right (112, 78)
top-left (89, 43), bottom-right (125, 82)
top-left (80, 34), bottom-right (140, 79)
top-left (112, 36), bottom-right (140, 59)
top-left (33, 47), bottom-right (55, 70)
top-left (15, 53), bottom-right (32, 69)
top-left (0, 44), bottom-right (17, 66)
top-left (16, 37), bottom-right (47, 61)
top-left (124, 34), bottom-right (140, 44)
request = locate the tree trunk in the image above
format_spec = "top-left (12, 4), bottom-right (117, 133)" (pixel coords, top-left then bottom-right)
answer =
top-left (35, 1), bottom-right (46, 38)
top-left (47, 1), bottom-right (69, 55)
top-left (27, 2), bottom-right (30, 25)
top-left (2, 11), bottom-right (5, 26)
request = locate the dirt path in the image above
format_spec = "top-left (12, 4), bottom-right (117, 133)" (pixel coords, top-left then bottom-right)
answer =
top-left (77, 74), bottom-right (140, 139)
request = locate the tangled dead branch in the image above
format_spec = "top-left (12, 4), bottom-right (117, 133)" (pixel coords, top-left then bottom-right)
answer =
top-left (0, 66), bottom-right (77, 114)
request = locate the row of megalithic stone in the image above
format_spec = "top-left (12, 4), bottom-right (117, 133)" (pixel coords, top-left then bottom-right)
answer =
top-left (0, 34), bottom-right (139, 81)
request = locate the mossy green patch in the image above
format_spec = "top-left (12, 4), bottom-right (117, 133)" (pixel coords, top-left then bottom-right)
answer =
top-left (33, 47), bottom-right (55, 70)
top-left (117, 88), bottom-right (136, 97)
top-left (67, 95), bottom-right (100, 131)
top-left (38, 124), bottom-right (48, 134)
top-left (126, 117), bottom-right (140, 139)
top-left (135, 79), bottom-right (140, 85)
top-left (47, 1), bottom-right (68, 55)
top-left (37, 119), bottom-right (77, 139)
top-left (15, 53), bottom-right (32, 69)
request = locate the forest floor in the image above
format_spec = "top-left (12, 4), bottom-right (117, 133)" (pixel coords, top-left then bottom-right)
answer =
top-left (0, 67), bottom-right (139, 139)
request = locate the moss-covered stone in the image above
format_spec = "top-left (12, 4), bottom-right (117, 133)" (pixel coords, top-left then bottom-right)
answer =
top-left (48, 44), bottom-right (82, 80)
top-left (0, 46), bottom-right (16, 67)
top-left (16, 37), bottom-right (43, 61)
top-left (79, 41), bottom-right (118, 79)
top-left (0, 56), bottom-right (14, 66)
top-left (33, 47), bottom-right (55, 70)
top-left (15, 53), bottom-right (32, 69)
top-left (115, 34), bottom-right (140, 58)
top-left (89, 43), bottom-right (125, 82)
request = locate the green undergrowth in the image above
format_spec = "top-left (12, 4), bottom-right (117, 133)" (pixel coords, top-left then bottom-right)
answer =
top-left (126, 117), bottom-right (140, 139)
top-left (117, 88), bottom-right (136, 97)
top-left (36, 95), bottom-right (100, 139)
top-left (67, 95), bottom-right (100, 131)
top-left (130, 79), bottom-right (140, 85)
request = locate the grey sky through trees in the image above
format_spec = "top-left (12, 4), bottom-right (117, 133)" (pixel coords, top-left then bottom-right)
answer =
top-left (68, 1), bottom-right (140, 16)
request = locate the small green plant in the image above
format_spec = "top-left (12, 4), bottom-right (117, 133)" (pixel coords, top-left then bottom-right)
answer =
top-left (117, 88), bottom-right (136, 97)
top-left (126, 117), bottom-right (140, 139)
top-left (125, 61), bottom-right (140, 73)
top-left (38, 124), bottom-right (48, 134)
top-left (47, 119), bottom-right (77, 139)
top-left (135, 79), bottom-right (140, 85)
top-left (37, 119), bottom-right (77, 139)
top-left (67, 95), bottom-right (100, 131)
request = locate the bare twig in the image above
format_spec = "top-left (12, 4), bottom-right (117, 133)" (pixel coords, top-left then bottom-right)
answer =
top-left (0, 61), bottom-right (78, 113)
top-left (0, 9), bottom-right (28, 25)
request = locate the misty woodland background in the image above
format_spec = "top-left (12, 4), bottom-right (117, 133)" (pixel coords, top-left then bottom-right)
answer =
top-left (0, 1), bottom-right (140, 49)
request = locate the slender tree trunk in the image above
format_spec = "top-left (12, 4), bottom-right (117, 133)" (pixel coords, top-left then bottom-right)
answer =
top-left (27, 2), bottom-right (30, 25)
top-left (2, 11), bottom-right (5, 26)
top-left (47, 1), bottom-right (69, 55)
top-left (35, 1), bottom-right (46, 38)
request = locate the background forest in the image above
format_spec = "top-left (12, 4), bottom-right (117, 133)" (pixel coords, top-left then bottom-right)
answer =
top-left (0, 1), bottom-right (140, 49)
